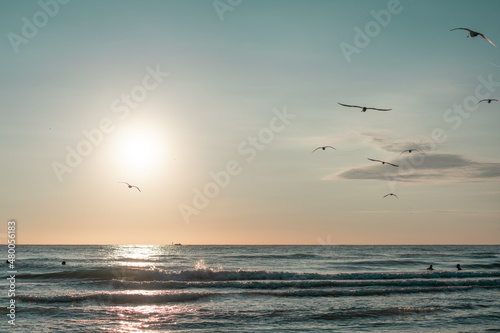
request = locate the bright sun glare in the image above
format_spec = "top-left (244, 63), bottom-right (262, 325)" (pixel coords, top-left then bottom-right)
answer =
top-left (113, 124), bottom-right (168, 174)
top-left (123, 133), bottom-right (156, 164)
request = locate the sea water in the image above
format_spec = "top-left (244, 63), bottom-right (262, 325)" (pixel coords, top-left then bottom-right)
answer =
top-left (2, 245), bottom-right (499, 332)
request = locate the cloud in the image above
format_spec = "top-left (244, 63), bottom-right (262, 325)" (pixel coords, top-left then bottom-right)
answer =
top-left (328, 152), bottom-right (500, 183)
top-left (362, 132), bottom-right (437, 153)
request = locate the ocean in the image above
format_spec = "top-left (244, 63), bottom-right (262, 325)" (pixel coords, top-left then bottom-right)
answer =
top-left (3, 245), bottom-right (500, 332)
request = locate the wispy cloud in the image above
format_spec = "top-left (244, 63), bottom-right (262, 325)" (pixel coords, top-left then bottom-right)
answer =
top-left (361, 132), bottom-right (436, 153)
top-left (291, 131), bottom-right (434, 152)
top-left (322, 132), bottom-right (500, 183)
top-left (328, 152), bottom-right (500, 183)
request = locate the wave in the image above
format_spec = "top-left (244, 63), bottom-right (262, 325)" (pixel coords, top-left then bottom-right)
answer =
top-left (246, 285), bottom-right (496, 298)
top-left (310, 307), bottom-right (444, 320)
top-left (470, 251), bottom-right (498, 257)
top-left (467, 263), bottom-right (500, 269)
top-left (220, 254), bottom-right (323, 261)
top-left (14, 264), bottom-right (500, 306)
top-left (17, 291), bottom-right (214, 305)
top-left (14, 266), bottom-right (500, 283)
top-left (106, 278), bottom-right (500, 291)
top-left (17, 281), bottom-right (498, 305)
top-left (351, 259), bottom-right (428, 266)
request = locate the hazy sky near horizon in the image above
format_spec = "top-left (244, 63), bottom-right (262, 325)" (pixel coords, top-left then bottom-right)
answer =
top-left (1, 0), bottom-right (500, 245)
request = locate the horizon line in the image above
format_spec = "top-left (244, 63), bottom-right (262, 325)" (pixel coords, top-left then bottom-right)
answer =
top-left (4, 243), bottom-right (500, 246)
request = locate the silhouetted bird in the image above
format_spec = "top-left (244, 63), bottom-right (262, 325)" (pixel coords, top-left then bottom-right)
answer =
top-left (383, 193), bottom-right (398, 199)
top-left (119, 182), bottom-right (141, 192)
top-left (450, 28), bottom-right (496, 47)
top-left (312, 146), bottom-right (336, 153)
top-left (477, 98), bottom-right (498, 104)
top-left (338, 103), bottom-right (391, 112)
top-left (399, 149), bottom-right (423, 156)
top-left (367, 158), bottom-right (399, 167)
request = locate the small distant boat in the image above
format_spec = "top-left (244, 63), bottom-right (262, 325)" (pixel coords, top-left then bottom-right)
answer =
top-left (172, 242), bottom-right (182, 246)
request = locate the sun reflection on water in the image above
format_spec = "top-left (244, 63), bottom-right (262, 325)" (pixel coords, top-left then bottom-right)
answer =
top-left (97, 245), bottom-right (201, 331)
top-left (108, 245), bottom-right (164, 267)
top-left (110, 304), bottom-right (196, 331)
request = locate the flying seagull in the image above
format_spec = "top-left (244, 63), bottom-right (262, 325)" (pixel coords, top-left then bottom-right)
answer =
top-left (383, 193), bottom-right (398, 199)
top-left (399, 149), bottom-right (423, 156)
top-left (368, 158), bottom-right (399, 167)
top-left (477, 98), bottom-right (499, 104)
top-left (312, 146), bottom-right (336, 153)
top-left (119, 182), bottom-right (141, 192)
top-left (450, 28), bottom-right (496, 47)
top-left (338, 103), bottom-right (391, 112)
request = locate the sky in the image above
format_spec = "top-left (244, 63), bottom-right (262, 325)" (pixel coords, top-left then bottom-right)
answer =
top-left (1, 0), bottom-right (500, 245)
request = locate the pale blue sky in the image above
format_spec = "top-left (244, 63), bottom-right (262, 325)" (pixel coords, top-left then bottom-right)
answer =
top-left (1, 0), bottom-right (500, 244)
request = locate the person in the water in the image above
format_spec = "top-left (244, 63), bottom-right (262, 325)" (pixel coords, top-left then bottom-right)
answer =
top-left (427, 265), bottom-right (434, 270)
top-left (456, 264), bottom-right (462, 271)
top-left (62, 261), bottom-right (66, 265)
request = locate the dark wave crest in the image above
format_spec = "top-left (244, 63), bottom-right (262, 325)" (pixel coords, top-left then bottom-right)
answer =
top-left (17, 291), bottom-right (214, 305)
top-left (14, 267), bottom-right (500, 282)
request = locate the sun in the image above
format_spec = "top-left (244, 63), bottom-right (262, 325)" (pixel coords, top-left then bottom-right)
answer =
top-left (113, 124), bottom-right (168, 174)
top-left (122, 132), bottom-right (157, 165)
